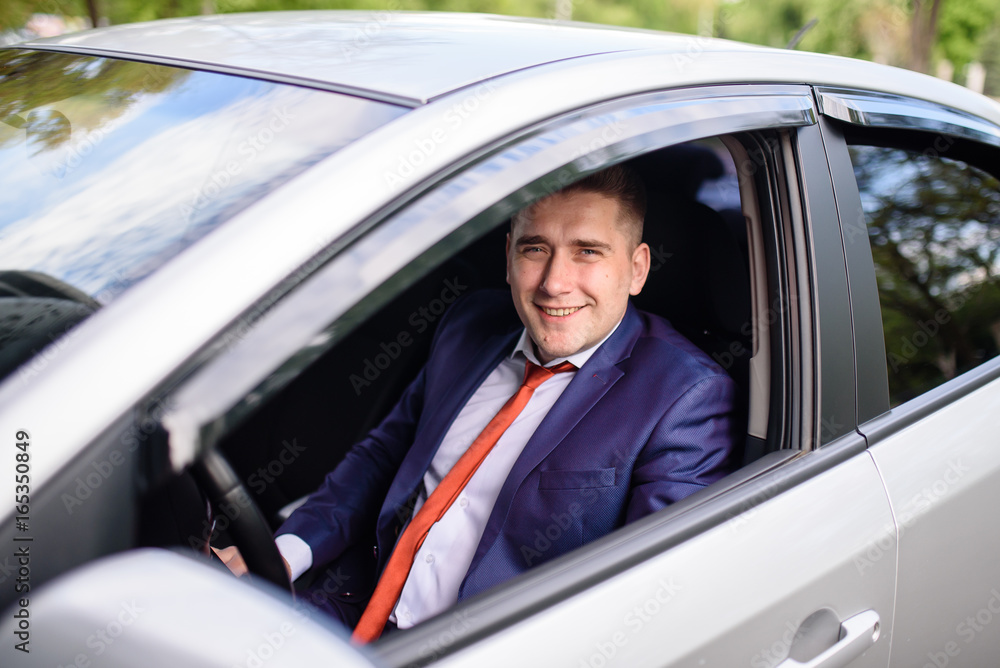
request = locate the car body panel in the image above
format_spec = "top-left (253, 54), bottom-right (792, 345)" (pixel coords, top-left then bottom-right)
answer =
top-left (424, 448), bottom-right (895, 668)
top-left (0, 550), bottom-right (383, 667)
top-left (865, 373), bottom-right (1000, 666)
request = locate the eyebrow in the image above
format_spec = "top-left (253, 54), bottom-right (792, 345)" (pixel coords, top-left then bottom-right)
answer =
top-left (514, 235), bottom-right (614, 251)
top-left (514, 234), bottom-right (548, 247)
top-left (571, 238), bottom-right (613, 251)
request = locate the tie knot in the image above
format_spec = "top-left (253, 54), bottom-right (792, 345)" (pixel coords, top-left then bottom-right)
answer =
top-left (523, 360), bottom-right (576, 389)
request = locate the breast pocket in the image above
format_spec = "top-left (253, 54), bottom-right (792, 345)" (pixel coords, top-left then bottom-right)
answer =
top-left (538, 467), bottom-right (616, 490)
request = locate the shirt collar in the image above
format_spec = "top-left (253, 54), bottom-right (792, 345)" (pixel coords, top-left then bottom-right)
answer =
top-left (511, 317), bottom-right (624, 369)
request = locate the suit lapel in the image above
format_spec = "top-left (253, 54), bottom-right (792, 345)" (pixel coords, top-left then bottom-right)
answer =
top-left (466, 304), bottom-right (643, 573)
top-left (378, 327), bottom-right (520, 537)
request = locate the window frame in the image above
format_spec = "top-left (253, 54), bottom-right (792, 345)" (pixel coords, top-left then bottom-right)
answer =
top-left (161, 83), bottom-right (820, 469)
top-left (819, 88), bottom-right (1000, 441)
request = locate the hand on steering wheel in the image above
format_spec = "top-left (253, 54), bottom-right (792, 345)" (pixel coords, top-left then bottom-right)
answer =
top-left (213, 545), bottom-right (292, 581)
top-left (191, 450), bottom-right (293, 592)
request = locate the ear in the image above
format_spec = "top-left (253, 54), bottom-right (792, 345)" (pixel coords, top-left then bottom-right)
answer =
top-left (629, 242), bottom-right (651, 295)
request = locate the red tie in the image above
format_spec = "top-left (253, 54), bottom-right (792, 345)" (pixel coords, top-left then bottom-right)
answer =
top-left (352, 359), bottom-right (576, 643)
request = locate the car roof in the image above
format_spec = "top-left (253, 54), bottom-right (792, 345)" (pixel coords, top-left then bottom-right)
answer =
top-left (12, 11), bottom-right (765, 106)
top-left (15, 11), bottom-right (1000, 123)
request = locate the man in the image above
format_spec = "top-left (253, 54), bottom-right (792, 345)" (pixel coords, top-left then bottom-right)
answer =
top-left (218, 163), bottom-right (738, 639)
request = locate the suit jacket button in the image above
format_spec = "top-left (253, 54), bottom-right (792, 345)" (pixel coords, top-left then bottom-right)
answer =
top-left (373, 545), bottom-right (379, 560)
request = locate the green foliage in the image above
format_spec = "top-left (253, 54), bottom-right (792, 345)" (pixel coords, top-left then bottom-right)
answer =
top-left (1, 0), bottom-right (81, 31)
top-left (720, 0), bottom-right (915, 63)
top-left (982, 23), bottom-right (1000, 96)
top-left (936, 0), bottom-right (999, 72)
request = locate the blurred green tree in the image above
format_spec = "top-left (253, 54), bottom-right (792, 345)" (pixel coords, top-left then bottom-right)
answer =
top-left (937, 0), bottom-right (999, 77)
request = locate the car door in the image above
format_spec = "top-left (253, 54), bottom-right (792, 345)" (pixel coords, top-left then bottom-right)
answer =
top-left (819, 88), bottom-right (1000, 666)
top-left (158, 82), bottom-right (896, 667)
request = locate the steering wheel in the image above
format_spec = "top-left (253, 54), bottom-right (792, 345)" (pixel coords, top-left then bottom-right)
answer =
top-left (191, 449), bottom-right (292, 593)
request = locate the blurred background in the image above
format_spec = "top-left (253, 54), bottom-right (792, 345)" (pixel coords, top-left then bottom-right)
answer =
top-left (1, 0), bottom-right (998, 96)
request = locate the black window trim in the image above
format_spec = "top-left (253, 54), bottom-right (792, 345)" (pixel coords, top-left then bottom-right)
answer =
top-left (792, 122), bottom-right (858, 446)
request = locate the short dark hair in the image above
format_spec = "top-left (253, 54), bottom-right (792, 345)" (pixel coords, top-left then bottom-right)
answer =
top-left (513, 163), bottom-right (647, 248)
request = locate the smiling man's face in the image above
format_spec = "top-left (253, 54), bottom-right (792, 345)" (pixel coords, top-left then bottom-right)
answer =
top-left (507, 189), bottom-right (651, 364)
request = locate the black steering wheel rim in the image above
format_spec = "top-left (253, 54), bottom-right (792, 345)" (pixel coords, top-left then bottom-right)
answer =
top-left (191, 449), bottom-right (292, 592)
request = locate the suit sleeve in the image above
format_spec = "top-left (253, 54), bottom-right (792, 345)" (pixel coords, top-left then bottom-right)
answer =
top-left (273, 290), bottom-right (485, 570)
top-left (625, 373), bottom-right (738, 522)
top-left (275, 364), bottom-right (427, 569)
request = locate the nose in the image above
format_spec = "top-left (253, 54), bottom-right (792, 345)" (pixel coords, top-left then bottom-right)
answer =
top-left (539, 250), bottom-right (573, 296)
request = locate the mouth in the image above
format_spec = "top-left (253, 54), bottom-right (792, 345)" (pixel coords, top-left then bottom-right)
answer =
top-left (538, 305), bottom-right (582, 317)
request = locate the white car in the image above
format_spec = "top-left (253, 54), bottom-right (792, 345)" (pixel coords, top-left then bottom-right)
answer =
top-left (2, 11), bottom-right (1000, 668)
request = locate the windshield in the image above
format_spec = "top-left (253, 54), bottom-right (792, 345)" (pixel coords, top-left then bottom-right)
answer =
top-left (0, 49), bottom-right (406, 380)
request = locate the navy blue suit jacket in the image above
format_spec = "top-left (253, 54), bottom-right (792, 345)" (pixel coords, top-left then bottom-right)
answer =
top-left (278, 290), bottom-right (738, 618)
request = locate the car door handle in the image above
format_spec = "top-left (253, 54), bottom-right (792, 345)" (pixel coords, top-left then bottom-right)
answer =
top-left (776, 610), bottom-right (881, 668)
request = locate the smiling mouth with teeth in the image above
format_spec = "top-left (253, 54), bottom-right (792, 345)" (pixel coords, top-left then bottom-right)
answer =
top-left (540, 306), bottom-right (582, 317)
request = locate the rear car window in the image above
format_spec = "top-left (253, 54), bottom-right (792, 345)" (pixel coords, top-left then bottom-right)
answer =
top-left (848, 143), bottom-right (1000, 406)
top-left (0, 49), bottom-right (406, 381)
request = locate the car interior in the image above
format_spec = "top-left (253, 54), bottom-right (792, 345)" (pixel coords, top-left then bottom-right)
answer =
top-left (136, 131), bottom-right (783, 623)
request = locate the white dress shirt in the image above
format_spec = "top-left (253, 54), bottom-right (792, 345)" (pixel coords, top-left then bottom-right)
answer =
top-left (277, 321), bottom-right (621, 628)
